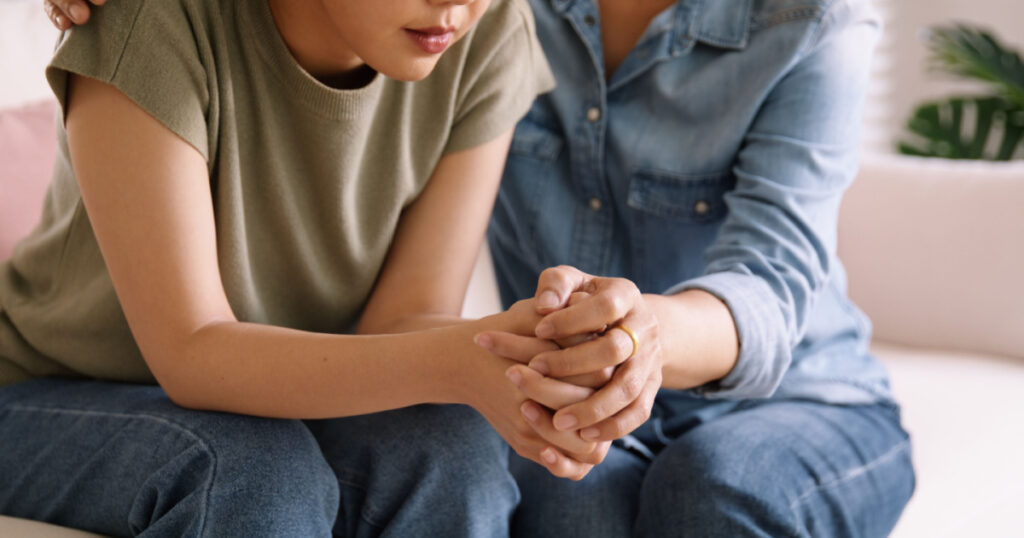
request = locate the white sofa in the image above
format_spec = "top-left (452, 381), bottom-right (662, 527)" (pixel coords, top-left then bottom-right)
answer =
top-left (2, 1), bottom-right (1023, 536)
top-left (838, 155), bottom-right (1024, 537)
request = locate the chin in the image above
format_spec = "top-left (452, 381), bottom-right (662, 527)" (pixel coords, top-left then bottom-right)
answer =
top-left (377, 57), bottom-right (441, 82)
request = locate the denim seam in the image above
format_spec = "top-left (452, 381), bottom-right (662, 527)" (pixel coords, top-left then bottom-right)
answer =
top-left (788, 439), bottom-right (911, 511)
top-left (750, 7), bottom-right (824, 32)
top-left (5, 404), bottom-right (218, 536)
top-left (331, 470), bottom-right (386, 530)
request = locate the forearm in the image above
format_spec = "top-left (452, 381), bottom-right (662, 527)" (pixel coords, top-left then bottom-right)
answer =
top-left (645, 290), bottom-right (739, 390)
top-left (158, 317), bottom-right (497, 419)
top-left (358, 313), bottom-right (470, 334)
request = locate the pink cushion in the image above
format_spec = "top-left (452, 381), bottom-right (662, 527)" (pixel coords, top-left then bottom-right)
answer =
top-left (0, 99), bottom-right (58, 261)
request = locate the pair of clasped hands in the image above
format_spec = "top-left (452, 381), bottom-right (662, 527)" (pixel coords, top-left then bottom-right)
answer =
top-left (474, 266), bottom-right (663, 481)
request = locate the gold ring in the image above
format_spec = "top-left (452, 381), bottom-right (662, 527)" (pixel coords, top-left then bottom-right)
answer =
top-left (614, 324), bottom-right (640, 359)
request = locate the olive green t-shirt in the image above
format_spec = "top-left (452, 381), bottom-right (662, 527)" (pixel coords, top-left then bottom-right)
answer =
top-left (0, 0), bottom-right (554, 387)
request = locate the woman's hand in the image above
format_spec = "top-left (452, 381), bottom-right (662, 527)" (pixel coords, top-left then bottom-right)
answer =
top-left (529, 266), bottom-right (663, 442)
top-left (44, 0), bottom-right (106, 30)
top-left (468, 300), bottom-right (610, 480)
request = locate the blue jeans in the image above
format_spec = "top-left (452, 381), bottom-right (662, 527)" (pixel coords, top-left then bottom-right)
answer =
top-left (0, 378), bottom-right (518, 537)
top-left (511, 391), bottom-right (915, 537)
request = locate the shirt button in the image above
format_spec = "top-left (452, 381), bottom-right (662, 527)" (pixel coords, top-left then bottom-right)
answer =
top-left (583, 14), bottom-right (597, 26)
top-left (693, 200), bottom-right (710, 215)
top-left (589, 197), bottom-right (603, 211)
top-left (586, 107), bottom-right (601, 123)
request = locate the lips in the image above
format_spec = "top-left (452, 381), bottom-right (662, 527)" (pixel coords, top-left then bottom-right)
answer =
top-left (405, 26), bottom-right (455, 54)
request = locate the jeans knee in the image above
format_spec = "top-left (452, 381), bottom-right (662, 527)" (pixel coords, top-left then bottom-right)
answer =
top-left (636, 435), bottom-right (795, 537)
top-left (130, 413), bottom-right (338, 536)
top-left (317, 404), bottom-right (510, 480)
top-left (312, 404), bottom-right (516, 533)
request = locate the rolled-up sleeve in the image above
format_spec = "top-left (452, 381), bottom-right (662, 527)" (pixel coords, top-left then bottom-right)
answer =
top-left (665, 1), bottom-right (880, 399)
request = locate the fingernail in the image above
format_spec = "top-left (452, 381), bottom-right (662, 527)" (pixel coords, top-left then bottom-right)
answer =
top-left (536, 321), bottom-right (554, 339)
top-left (505, 367), bottom-right (522, 387)
top-left (553, 413), bottom-right (578, 431)
top-left (581, 427), bottom-right (600, 440)
top-left (521, 402), bottom-right (539, 423)
top-left (55, 14), bottom-right (66, 28)
top-left (541, 448), bottom-right (557, 464)
top-left (537, 290), bottom-right (559, 309)
top-left (529, 358), bottom-right (550, 376)
top-left (68, 4), bottom-right (85, 22)
top-left (473, 333), bottom-right (492, 349)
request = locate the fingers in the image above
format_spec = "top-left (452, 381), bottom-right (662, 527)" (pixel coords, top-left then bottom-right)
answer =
top-left (506, 365), bottom-right (592, 409)
top-left (519, 400), bottom-right (595, 457)
top-left (535, 277), bottom-right (641, 340)
top-left (46, 0), bottom-right (100, 28)
top-left (535, 440), bottom-right (611, 481)
top-left (558, 367), bottom-right (614, 389)
top-left (529, 327), bottom-right (634, 377)
top-left (44, 1), bottom-right (71, 30)
top-left (474, 331), bottom-right (559, 364)
top-left (534, 265), bottom-right (592, 313)
top-left (535, 446), bottom-right (594, 481)
top-left (521, 402), bottom-right (612, 480)
top-left (577, 376), bottom-right (660, 442)
top-left (551, 355), bottom-right (661, 434)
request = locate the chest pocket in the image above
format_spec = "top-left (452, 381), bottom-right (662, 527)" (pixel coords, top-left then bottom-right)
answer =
top-left (627, 168), bottom-right (734, 223)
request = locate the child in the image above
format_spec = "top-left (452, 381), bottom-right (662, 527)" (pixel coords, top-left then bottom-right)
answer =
top-left (0, 0), bottom-right (595, 536)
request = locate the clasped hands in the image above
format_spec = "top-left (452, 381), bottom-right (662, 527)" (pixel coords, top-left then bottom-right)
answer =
top-left (475, 266), bottom-right (662, 481)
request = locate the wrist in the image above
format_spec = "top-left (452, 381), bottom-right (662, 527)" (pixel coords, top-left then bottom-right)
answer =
top-left (647, 291), bottom-right (739, 389)
top-left (426, 318), bottom-right (504, 408)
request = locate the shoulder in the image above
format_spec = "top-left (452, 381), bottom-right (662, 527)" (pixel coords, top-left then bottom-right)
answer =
top-left (747, 0), bottom-right (878, 35)
top-left (48, 0), bottom-right (219, 159)
top-left (696, 0), bottom-right (876, 53)
top-left (51, 0), bottom-right (215, 66)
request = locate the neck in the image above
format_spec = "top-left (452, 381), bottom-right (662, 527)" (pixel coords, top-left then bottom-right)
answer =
top-left (266, 0), bottom-right (371, 88)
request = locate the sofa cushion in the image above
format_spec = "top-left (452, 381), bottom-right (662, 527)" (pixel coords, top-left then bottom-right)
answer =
top-left (839, 155), bottom-right (1024, 360)
top-left (875, 342), bottom-right (1024, 538)
top-left (0, 99), bottom-right (58, 262)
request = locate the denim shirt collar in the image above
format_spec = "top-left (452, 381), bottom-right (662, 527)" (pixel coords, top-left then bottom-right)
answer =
top-left (547, 0), bottom-right (751, 50)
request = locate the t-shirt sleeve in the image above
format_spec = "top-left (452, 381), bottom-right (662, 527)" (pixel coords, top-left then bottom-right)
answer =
top-left (443, 0), bottom-right (556, 154)
top-left (45, 0), bottom-right (210, 160)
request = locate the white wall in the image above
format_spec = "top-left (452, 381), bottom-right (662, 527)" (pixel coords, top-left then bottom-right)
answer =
top-left (869, 0), bottom-right (1024, 154)
top-left (0, 0), bottom-right (60, 108)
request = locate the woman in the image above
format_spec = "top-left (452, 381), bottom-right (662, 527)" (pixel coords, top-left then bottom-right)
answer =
top-left (1, 0), bottom-right (602, 536)
top-left (474, 0), bottom-right (917, 536)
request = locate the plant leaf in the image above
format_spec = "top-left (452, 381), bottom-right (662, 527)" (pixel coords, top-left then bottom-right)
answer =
top-left (898, 96), bottom-right (1024, 160)
top-left (926, 25), bottom-right (1024, 110)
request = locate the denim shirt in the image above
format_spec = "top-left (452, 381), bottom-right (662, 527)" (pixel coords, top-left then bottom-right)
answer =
top-left (488, 0), bottom-right (894, 404)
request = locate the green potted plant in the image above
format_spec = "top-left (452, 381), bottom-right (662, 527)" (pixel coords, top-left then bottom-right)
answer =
top-left (898, 24), bottom-right (1024, 160)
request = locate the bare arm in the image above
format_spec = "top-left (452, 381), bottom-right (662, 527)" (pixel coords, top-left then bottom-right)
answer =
top-left (65, 74), bottom-right (510, 418)
top-left (66, 74), bottom-right (608, 480)
top-left (354, 125), bottom-right (508, 335)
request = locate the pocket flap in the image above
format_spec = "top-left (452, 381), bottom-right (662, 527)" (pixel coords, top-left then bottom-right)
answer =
top-left (627, 169), bottom-right (734, 222)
